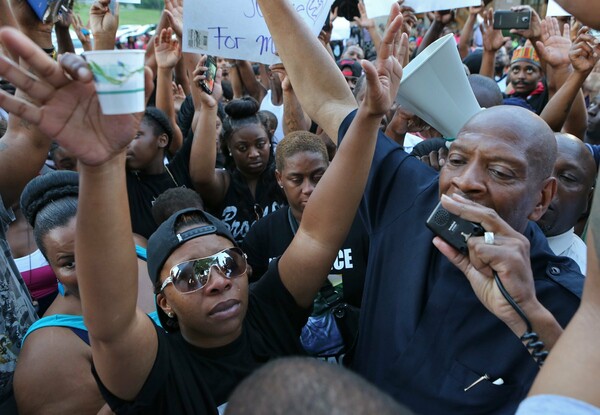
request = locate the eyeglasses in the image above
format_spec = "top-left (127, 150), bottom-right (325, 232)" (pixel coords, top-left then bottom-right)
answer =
top-left (158, 247), bottom-right (247, 294)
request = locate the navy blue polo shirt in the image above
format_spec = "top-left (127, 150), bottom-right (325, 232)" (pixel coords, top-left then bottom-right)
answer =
top-left (339, 110), bottom-right (583, 415)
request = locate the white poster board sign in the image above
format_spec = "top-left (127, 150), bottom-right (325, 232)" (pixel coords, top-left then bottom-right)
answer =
top-left (365, 0), bottom-right (481, 18)
top-left (183, 0), bottom-right (334, 64)
top-left (546, 0), bottom-right (570, 17)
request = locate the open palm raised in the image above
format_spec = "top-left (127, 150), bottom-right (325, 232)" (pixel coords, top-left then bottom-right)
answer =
top-left (0, 28), bottom-right (153, 166)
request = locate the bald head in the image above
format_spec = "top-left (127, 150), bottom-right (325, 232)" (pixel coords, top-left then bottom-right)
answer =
top-left (461, 106), bottom-right (557, 184)
top-left (468, 74), bottom-right (503, 109)
top-left (225, 358), bottom-right (412, 415)
top-left (554, 133), bottom-right (596, 184)
top-left (440, 106), bottom-right (558, 232)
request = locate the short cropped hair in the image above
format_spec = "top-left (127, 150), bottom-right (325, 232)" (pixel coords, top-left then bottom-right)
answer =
top-left (275, 131), bottom-right (329, 171)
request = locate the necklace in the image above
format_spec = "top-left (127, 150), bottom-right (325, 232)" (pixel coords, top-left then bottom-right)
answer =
top-left (164, 165), bottom-right (179, 187)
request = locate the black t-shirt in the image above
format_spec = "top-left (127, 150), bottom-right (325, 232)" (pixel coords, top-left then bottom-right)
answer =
top-left (217, 167), bottom-right (286, 245)
top-left (242, 206), bottom-right (368, 307)
top-left (126, 152), bottom-right (194, 239)
top-left (94, 260), bottom-right (310, 415)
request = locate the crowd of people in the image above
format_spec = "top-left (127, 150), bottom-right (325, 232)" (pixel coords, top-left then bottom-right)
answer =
top-left (1, 0), bottom-right (600, 413)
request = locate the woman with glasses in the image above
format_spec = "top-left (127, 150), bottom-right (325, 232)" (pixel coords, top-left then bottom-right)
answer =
top-left (0, 7), bottom-right (407, 413)
top-left (189, 58), bottom-right (286, 244)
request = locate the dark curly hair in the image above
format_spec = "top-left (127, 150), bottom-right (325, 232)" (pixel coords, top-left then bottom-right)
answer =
top-left (143, 107), bottom-right (174, 148)
top-left (20, 171), bottom-right (79, 259)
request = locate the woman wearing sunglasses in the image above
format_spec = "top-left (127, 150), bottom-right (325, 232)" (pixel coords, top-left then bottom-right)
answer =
top-left (0, 8), bottom-right (407, 414)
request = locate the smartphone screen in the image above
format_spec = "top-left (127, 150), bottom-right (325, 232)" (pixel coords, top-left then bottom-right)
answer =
top-left (200, 56), bottom-right (217, 94)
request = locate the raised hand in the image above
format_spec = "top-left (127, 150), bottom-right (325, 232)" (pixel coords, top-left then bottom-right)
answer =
top-left (395, 0), bottom-right (417, 36)
top-left (155, 27), bottom-right (181, 69)
top-left (354, 0), bottom-right (374, 29)
top-left (433, 9), bottom-right (455, 26)
top-left (510, 5), bottom-right (542, 42)
top-left (55, 9), bottom-right (74, 29)
top-left (192, 55), bottom-right (223, 109)
top-left (172, 82), bottom-right (186, 112)
top-left (482, 8), bottom-right (510, 52)
top-left (360, 6), bottom-right (408, 117)
top-left (72, 14), bottom-right (92, 49)
top-left (469, 4), bottom-right (483, 15)
top-left (269, 63), bottom-right (292, 93)
top-left (535, 16), bottom-right (572, 68)
top-left (0, 28), bottom-right (152, 166)
top-left (164, 0), bottom-right (183, 39)
top-left (569, 26), bottom-right (600, 74)
top-left (90, 0), bottom-right (119, 50)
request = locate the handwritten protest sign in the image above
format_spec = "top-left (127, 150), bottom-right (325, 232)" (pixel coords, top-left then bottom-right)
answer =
top-left (365, 0), bottom-right (481, 17)
top-left (183, 0), bottom-right (334, 65)
top-left (546, 0), bottom-right (570, 17)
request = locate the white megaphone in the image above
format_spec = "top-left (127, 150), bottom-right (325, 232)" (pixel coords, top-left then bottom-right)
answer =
top-left (396, 34), bottom-right (482, 138)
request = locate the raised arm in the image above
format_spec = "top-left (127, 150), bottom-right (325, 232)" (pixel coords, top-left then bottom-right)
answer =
top-left (89, 0), bottom-right (119, 51)
top-left (540, 28), bottom-right (600, 138)
top-left (154, 27), bottom-right (184, 153)
top-left (480, 8), bottom-right (509, 79)
top-left (0, 27), bottom-right (157, 400)
top-left (555, 0), bottom-right (600, 29)
top-left (278, 10), bottom-right (408, 308)
top-left (353, 1), bottom-right (382, 55)
top-left (269, 64), bottom-right (312, 135)
top-left (72, 13), bottom-right (93, 52)
top-left (0, 4), bottom-right (55, 206)
top-left (188, 58), bottom-right (229, 210)
top-left (55, 11), bottom-right (76, 55)
top-left (256, 0), bottom-right (357, 141)
top-left (234, 60), bottom-right (267, 103)
top-left (459, 5), bottom-right (482, 60)
top-left (536, 18), bottom-right (589, 138)
top-left (416, 10), bottom-right (454, 56)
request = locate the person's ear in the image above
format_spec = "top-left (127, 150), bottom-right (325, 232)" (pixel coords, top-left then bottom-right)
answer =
top-left (528, 177), bottom-right (557, 221)
top-left (582, 185), bottom-right (596, 216)
top-left (275, 169), bottom-right (283, 188)
top-left (157, 133), bottom-right (169, 149)
top-left (156, 292), bottom-right (174, 317)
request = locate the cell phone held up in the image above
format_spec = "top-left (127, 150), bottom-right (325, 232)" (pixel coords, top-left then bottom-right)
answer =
top-left (426, 201), bottom-right (484, 254)
top-left (198, 56), bottom-right (217, 95)
top-left (493, 10), bottom-right (531, 30)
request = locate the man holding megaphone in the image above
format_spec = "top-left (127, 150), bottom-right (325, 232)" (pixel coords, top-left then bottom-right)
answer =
top-left (258, 1), bottom-right (583, 414)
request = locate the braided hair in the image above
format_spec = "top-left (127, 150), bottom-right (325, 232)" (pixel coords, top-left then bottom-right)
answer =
top-left (20, 171), bottom-right (79, 259)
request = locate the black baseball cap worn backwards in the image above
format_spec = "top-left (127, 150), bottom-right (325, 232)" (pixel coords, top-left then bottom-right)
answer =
top-left (147, 208), bottom-right (237, 331)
